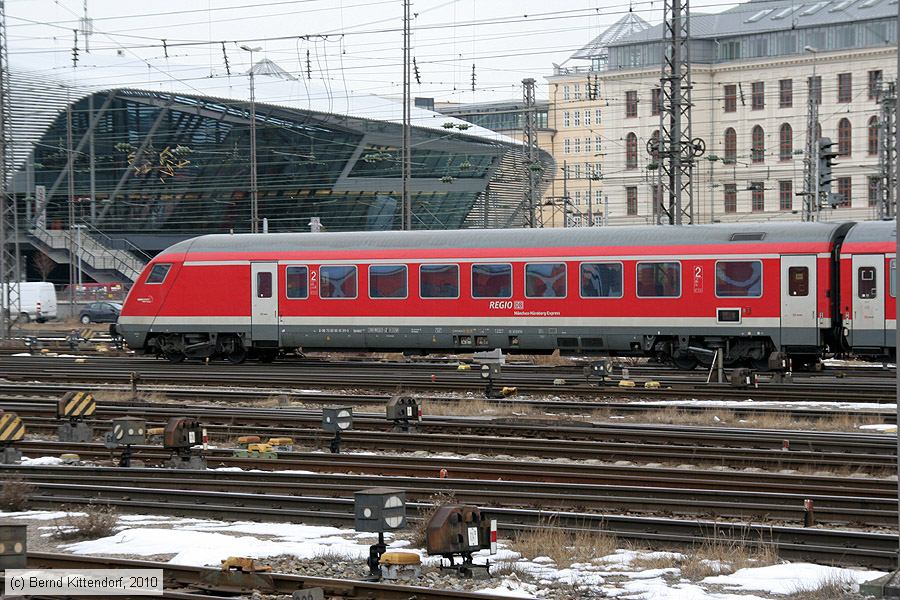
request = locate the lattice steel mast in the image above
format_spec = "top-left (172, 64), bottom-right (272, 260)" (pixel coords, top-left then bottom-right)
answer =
top-left (801, 81), bottom-right (820, 222)
top-left (0, 0), bottom-right (19, 339)
top-left (401, 0), bottom-right (412, 230)
top-left (655, 0), bottom-right (702, 225)
top-left (522, 77), bottom-right (541, 227)
top-left (877, 80), bottom-right (896, 220)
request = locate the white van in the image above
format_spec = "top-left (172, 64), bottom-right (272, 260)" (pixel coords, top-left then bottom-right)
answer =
top-left (1, 282), bottom-right (58, 322)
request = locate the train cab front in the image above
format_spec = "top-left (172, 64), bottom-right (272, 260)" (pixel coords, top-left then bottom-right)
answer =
top-left (117, 259), bottom-right (182, 351)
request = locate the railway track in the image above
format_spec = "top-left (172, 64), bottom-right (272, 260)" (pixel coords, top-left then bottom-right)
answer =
top-left (5, 465), bottom-right (895, 569)
top-left (1, 355), bottom-right (895, 401)
top-left (12, 552), bottom-right (516, 600)
top-left (4, 464), bottom-right (896, 527)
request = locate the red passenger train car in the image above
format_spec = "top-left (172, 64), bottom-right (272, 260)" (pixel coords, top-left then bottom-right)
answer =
top-left (116, 221), bottom-right (893, 366)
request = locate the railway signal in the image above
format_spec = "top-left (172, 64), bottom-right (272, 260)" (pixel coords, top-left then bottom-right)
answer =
top-left (0, 410), bottom-right (25, 463)
top-left (161, 417), bottom-right (206, 470)
top-left (0, 524), bottom-right (26, 568)
top-left (354, 487), bottom-right (407, 578)
top-left (386, 396), bottom-right (421, 433)
top-left (104, 417), bottom-right (146, 467)
top-left (56, 391), bottom-right (95, 442)
top-left (322, 406), bottom-right (352, 454)
top-left (817, 137), bottom-right (837, 202)
top-left (425, 504), bottom-right (497, 578)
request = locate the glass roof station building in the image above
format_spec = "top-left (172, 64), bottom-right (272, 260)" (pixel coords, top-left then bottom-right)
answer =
top-left (9, 56), bottom-right (554, 258)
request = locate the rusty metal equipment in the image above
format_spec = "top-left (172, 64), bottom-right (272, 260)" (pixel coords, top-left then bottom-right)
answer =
top-left (386, 396), bottom-right (421, 433)
top-left (162, 417), bottom-right (206, 470)
top-left (354, 487), bottom-right (406, 579)
top-left (322, 406), bottom-right (352, 454)
top-left (730, 368), bottom-right (758, 389)
top-left (0, 410), bottom-right (24, 464)
top-left (0, 523), bottom-right (26, 568)
top-left (103, 417), bottom-right (146, 467)
top-left (425, 504), bottom-right (497, 578)
top-left (56, 391), bottom-right (96, 442)
top-left (196, 556), bottom-right (274, 593)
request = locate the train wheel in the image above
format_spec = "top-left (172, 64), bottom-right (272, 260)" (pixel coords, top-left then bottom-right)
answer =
top-left (226, 346), bottom-right (247, 365)
top-left (258, 349), bottom-right (277, 363)
top-left (165, 351), bottom-right (185, 364)
top-left (672, 351), bottom-right (698, 371)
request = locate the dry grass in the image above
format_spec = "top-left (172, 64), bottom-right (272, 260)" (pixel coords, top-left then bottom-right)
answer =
top-left (53, 504), bottom-right (119, 540)
top-left (509, 520), bottom-right (617, 569)
top-left (785, 573), bottom-right (854, 599)
top-left (422, 397), bottom-right (537, 418)
top-left (680, 536), bottom-right (779, 580)
top-left (527, 350), bottom-right (574, 366)
top-left (410, 491), bottom-right (457, 548)
top-left (90, 390), bottom-right (170, 403)
top-left (490, 561), bottom-right (536, 580)
top-left (629, 553), bottom-right (681, 571)
top-left (0, 476), bottom-right (35, 511)
top-left (590, 406), bottom-right (884, 433)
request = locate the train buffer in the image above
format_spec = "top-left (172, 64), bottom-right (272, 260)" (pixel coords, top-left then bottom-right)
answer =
top-left (56, 391), bottom-right (96, 443)
top-left (0, 411), bottom-right (25, 464)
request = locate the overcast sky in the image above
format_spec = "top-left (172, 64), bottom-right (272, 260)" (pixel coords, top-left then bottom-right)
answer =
top-left (7, 0), bottom-right (737, 104)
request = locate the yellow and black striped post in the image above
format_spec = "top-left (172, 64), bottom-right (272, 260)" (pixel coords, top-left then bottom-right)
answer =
top-left (56, 391), bottom-right (97, 421)
top-left (0, 412), bottom-right (25, 444)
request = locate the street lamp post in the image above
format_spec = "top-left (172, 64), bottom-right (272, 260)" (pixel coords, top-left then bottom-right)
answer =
top-left (240, 45), bottom-right (262, 234)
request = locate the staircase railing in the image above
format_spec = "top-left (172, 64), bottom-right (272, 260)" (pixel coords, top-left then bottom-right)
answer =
top-left (28, 226), bottom-right (145, 283)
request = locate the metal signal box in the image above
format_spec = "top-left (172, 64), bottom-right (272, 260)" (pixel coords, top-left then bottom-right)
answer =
top-left (425, 505), bottom-right (492, 557)
top-left (163, 417), bottom-right (203, 450)
top-left (386, 396), bottom-right (421, 422)
top-left (322, 406), bottom-right (353, 433)
top-left (354, 487), bottom-right (406, 533)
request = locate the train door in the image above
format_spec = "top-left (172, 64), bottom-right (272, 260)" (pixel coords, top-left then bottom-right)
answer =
top-left (780, 255), bottom-right (818, 347)
top-left (850, 254), bottom-right (885, 348)
top-left (251, 262), bottom-right (279, 345)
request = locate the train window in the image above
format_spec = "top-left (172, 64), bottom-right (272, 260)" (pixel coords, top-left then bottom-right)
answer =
top-left (858, 266), bottom-right (878, 299)
top-left (525, 263), bottom-right (567, 298)
top-left (320, 265), bottom-right (357, 299)
top-left (891, 259), bottom-right (896, 298)
top-left (285, 266), bottom-right (308, 299)
top-left (580, 263), bottom-right (623, 298)
top-left (788, 266), bottom-right (809, 296)
top-left (715, 261), bottom-right (762, 297)
top-left (369, 265), bottom-right (408, 299)
top-left (472, 264), bottom-right (512, 298)
top-left (636, 262), bottom-right (681, 298)
top-left (420, 264), bottom-right (459, 298)
top-left (256, 272), bottom-right (272, 298)
top-left (145, 263), bottom-right (171, 284)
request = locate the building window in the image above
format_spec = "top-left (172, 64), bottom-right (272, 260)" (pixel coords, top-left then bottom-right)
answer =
top-left (779, 123), bottom-right (793, 161)
top-left (595, 136), bottom-right (602, 151)
top-left (751, 82), bottom-right (765, 110)
top-left (626, 90), bottom-right (638, 118)
top-left (838, 73), bottom-right (852, 103)
top-left (626, 186), bottom-right (638, 215)
top-left (285, 266), bottom-right (309, 299)
top-left (724, 183), bottom-right (737, 213)
top-left (751, 183), bottom-right (765, 212)
top-left (584, 110), bottom-right (591, 127)
top-left (563, 85), bottom-right (570, 101)
top-left (625, 132), bottom-right (637, 169)
top-left (836, 176), bottom-right (851, 207)
top-left (869, 70), bottom-right (883, 100)
top-left (715, 261), bottom-right (762, 297)
top-left (420, 264), bottom-right (459, 298)
top-left (472, 264), bottom-right (512, 298)
top-left (594, 108), bottom-right (602, 123)
top-left (868, 116), bottom-right (879, 156)
top-left (580, 263), bottom-right (623, 298)
top-left (369, 265), bottom-right (407, 299)
top-left (751, 125), bottom-right (765, 163)
top-left (868, 176), bottom-right (880, 207)
top-left (320, 266), bottom-right (358, 299)
top-left (564, 139), bottom-right (572, 154)
top-left (573, 164), bottom-right (581, 178)
top-left (838, 118), bottom-right (852, 156)
top-left (724, 84), bottom-right (737, 113)
top-left (636, 262), bottom-right (681, 298)
top-left (574, 111), bottom-right (581, 127)
top-left (651, 87), bottom-right (661, 115)
top-left (574, 191), bottom-right (582, 205)
top-left (574, 83), bottom-right (582, 100)
top-left (724, 127), bottom-right (737, 162)
top-left (779, 180), bottom-right (792, 211)
top-left (779, 79), bottom-right (792, 108)
top-left (563, 111), bottom-right (570, 127)
top-left (574, 138), bottom-right (582, 153)
top-left (585, 137), bottom-right (592, 153)
top-left (808, 76), bottom-right (821, 105)
top-left (525, 263), bottom-right (567, 298)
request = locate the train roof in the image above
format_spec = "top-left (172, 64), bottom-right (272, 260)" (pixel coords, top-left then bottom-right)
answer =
top-left (165, 222), bottom-right (853, 256)
top-left (841, 220), bottom-right (896, 244)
